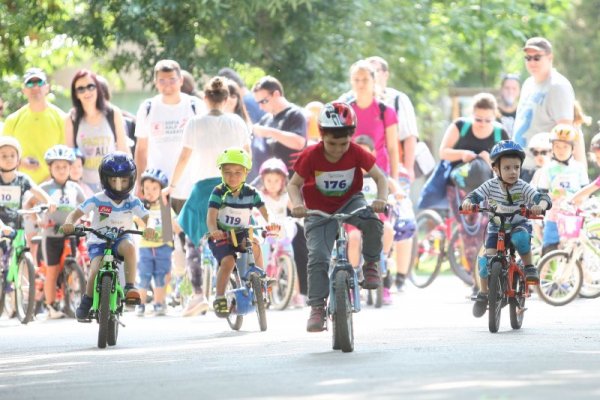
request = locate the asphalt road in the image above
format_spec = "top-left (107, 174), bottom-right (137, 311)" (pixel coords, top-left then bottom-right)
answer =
top-left (1, 276), bottom-right (599, 400)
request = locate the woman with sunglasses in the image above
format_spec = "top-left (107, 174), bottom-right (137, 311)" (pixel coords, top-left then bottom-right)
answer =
top-left (64, 69), bottom-right (130, 192)
top-left (438, 92), bottom-right (510, 291)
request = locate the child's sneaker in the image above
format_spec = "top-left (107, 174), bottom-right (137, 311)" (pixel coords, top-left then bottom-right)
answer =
top-left (361, 261), bottom-right (381, 290)
top-left (306, 305), bottom-right (326, 332)
top-left (524, 265), bottom-right (539, 284)
top-left (46, 303), bottom-right (65, 319)
top-left (182, 294), bottom-right (209, 317)
top-left (382, 287), bottom-right (392, 305)
top-left (213, 297), bottom-right (229, 318)
top-left (123, 285), bottom-right (141, 306)
top-left (472, 292), bottom-right (488, 318)
top-left (135, 304), bottom-right (145, 317)
top-left (153, 303), bottom-right (166, 316)
top-left (76, 294), bottom-right (93, 322)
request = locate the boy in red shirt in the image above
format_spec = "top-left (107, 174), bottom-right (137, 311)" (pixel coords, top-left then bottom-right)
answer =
top-left (288, 102), bottom-right (388, 332)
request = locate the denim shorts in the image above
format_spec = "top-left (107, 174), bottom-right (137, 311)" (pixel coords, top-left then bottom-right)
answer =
top-left (137, 245), bottom-right (173, 289)
top-left (87, 235), bottom-right (129, 261)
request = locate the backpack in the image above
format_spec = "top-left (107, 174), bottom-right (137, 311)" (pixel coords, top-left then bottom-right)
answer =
top-left (71, 106), bottom-right (116, 142)
top-left (459, 120), bottom-right (502, 142)
top-left (349, 100), bottom-right (387, 125)
top-left (144, 97), bottom-right (198, 117)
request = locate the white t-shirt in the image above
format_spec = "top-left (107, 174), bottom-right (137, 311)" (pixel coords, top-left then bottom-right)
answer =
top-left (76, 116), bottom-right (115, 188)
top-left (382, 87), bottom-right (419, 141)
top-left (182, 111), bottom-right (251, 181)
top-left (134, 93), bottom-right (207, 199)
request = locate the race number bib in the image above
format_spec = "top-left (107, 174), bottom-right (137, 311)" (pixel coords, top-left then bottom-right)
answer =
top-left (315, 168), bottom-right (355, 197)
top-left (362, 177), bottom-right (378, 204)
top-left (218, 207), bottom-right (251, 228)
top-left (0, 186), bottom-right (22, 209)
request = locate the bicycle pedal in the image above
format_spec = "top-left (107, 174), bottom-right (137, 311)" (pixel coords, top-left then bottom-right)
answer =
top-left (77, 317), bottom-right (92, 323)
top-left (117, 318), bottom-right (126, 328)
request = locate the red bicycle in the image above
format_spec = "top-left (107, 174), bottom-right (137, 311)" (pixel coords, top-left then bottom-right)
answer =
top-left (461, 205), bottom-right (543, 333)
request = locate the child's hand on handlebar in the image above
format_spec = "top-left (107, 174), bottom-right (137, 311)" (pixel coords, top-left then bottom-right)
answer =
top-left (210, 229), bottom-right (227, 241)
top-left (1, 224), bottom-right (14, 236)
top-left (61, 223), bottom-right (75, 235)
top-left (266, 223), bottom-right (281, 234)
top-left (461, 198), bottom-right (473, 211)
top-left (372, 199), bottom-right (387, 213)
top-left (291, 205), bottom-right (307, 218)
top-left (530, 204), bottom-right (545, 216)
top-left (143, 227), bottom-right (156, 241)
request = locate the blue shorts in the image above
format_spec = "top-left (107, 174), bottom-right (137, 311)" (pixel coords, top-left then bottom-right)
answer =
top-left (208, 231), bottom-right (249, 264)
top-left (88, 235), bottom-right (130, 261)
top-left (542, 220), bottom-right (559, 247)
top-left (137, 245), bottom-right (173, 289)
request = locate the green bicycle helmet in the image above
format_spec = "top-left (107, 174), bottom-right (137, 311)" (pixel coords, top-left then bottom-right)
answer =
top-left (216, 147), bottom-right (252, 170)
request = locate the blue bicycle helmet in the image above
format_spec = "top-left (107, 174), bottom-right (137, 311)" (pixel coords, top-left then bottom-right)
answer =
top-left (394, 218), bottom-right (416, 241)
top-left (99, 151), bottom-right (136, 200)
top-left (490, 140), bottom-right (526, 166)
top-left (140, 168), bottom-right (168, 189)
top-left (73, 147), bottom-right (85, 162)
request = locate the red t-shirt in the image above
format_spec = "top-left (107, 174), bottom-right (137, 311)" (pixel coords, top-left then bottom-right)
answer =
top-left (293, 141), bottom-right (376, 213)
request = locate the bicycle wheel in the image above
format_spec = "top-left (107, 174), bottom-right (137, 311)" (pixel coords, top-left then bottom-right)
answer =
top-left (97, 275), bottom-right (112, 349)
top-left (509, 270), bottom-right (526, 330)
top-left (226, 275), bottom-right (243, 331)
top-left (107, 297), bottom-right (119, 347)
top-left (536, 250), bottom-right (582, 306)
top-left (579, 237), bottom-right (600, 299)
top-left (0, 265), bottom-right (6, 316)
top-left (409, 210), bottom-right (444, 288)
top-left (333, 270), bottom-right (354, 352)
top-left (447, 229), bottom-right (475, 286)
top-left (268, 254), bottom-right (296, 311)
top-left (250, 274), bottom-right (267, 332)
top-left (62, 259), bottom-right (86, 318)
top-left (15, 252), bottom-right (36, 324)
top-left (488, 261), bottom-right (503, 333)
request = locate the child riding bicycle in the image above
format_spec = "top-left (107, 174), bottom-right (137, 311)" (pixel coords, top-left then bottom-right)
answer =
top-left (61, 151), bottom-right (155, 321)
top-left (207, 147), bottom-right (278, 318)
top-left (288, 101), bottom-right (387, 332)
top-left (461, 140), bottom-right (551, 318)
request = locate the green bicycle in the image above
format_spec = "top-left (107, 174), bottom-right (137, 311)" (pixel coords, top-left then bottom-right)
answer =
top-left (0, 205), bottom-right (47, 324)
top-left (74, 225), bottom-right (143, 349)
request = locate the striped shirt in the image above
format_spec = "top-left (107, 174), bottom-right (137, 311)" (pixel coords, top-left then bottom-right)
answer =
top-left (208, 183), bottom-right (264, 231)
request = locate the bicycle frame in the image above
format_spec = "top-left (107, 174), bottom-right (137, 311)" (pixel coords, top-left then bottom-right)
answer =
top-left (492, 227), bottom-right (529, 299)
top-left (5, 229), bottom-right (28, 284)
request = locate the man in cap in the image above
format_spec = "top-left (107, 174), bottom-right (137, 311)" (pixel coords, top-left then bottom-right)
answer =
top-left (513, 37), bottom-right (583, 180)
top-left (2, 68), bottom-right (66, 183)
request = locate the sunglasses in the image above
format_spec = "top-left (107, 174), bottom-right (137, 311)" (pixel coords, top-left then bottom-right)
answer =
top-left (75, 83), bottom-right (97, 94)
top-left (474, 117), bottom-right (493, 124)
top-left (25, 80), bottom-right (45, 88)
top-left (157, 77), bottom-right (179, 85)
top-left (257, 95), bottom-right (272, 105)
top-left (524, 54), bottom-right (544, 62)
top-left (531, 149), bottom-right (549, 157)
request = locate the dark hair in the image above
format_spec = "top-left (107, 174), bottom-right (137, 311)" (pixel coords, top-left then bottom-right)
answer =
top-left (472, 92), bottom-right (497, 111)
top-left (181, 70), bottom-right (200, 97)
top-left (252, 75), bottom-right (284, 97)
top-left (70, 69), bottom-right (106, 120)
top-left (354, 134), bottom-right (375, 151)
top-left (217, 67), bottom-right (245, 89)
top-left (321, 127), bottom-right (355, 139)
top-left (204, 76), bottom-right (229, 105)
top-left (224, 78), bottom-right (250, 123)
top-left (95, 75), bottom-right (111, 101)
top-left (153, 59), bottom-right (181, 79)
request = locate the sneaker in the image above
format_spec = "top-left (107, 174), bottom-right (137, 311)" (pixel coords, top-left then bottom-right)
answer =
top-left (213, 297), bottom-right (229, 318)
top-left (153, 303), bottom-right (166, 316)
top-left (135, 304), bottom-right (145, 317)
top-left (382, 287), bottom-right (392, 305)
top-left (46, 303), bottom-right (65, 319)
top-left (524, 265), bottom-right (539, 284)
top-left (124, 286), bottom-right (141, 306)
top-left (361, 261), bottom-right (381, 290)
top-left (76, 294), bottom-right (93, 322)
top-left (291, 293), bottom-right (306, 308)
top-left (182, 294), bottom-right (209, 317)
top-left (306, 305), bottom-right (326, 332)
top-left (472, 292), bottom-right (488, 318)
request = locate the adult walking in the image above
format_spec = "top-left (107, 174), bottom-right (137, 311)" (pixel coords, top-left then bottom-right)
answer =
top-left (513, 37), bottom-right (583, 179)
top-left (496, 73), bottom-right (521, 137)
top-left (2, 68), bottom-right (65, 184)
top-left (64, 69), bottom-right (130, 192)
top-left (163, 76), bottom-right (251, 316)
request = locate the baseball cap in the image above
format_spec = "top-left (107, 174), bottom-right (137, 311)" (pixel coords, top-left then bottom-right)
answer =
top-left (22, 68), bottom-right (47, 84)
top-left (522, 37), bottom-right (552, 53)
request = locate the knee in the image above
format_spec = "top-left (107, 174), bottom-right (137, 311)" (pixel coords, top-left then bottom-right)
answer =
top-left (348, 230), bottom-right (362, 243)
top-left (511, 231), bottom-right (531, 254)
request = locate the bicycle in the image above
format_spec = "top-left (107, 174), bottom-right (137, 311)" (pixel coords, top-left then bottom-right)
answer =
top-left (410, 208), bottom-right (477, 288)
top-left (0, 205), bottom-right (48, 324)
top-left (219, 226), bottom-right (274, 332)
top-left (34, 235), bottom-right (87, 318)
top-left (461, 205), bottom-right (543, 333)
top-left (73, 225), bottom-right (144, 349)
top-left (535, 204), bottom-right (600, 306)
top-left (263, 231), bottom-right (296, 311)
top-left (306, 205), bottom-right (379, 353)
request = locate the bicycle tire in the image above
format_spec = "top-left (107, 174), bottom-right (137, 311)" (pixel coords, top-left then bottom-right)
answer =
top-left (509, 270), bottom-right (526, 330)
top-left (488, 261), bottom-right (503, 333)
top-left (334, 270), bottom-right (354, 352)
top-left (15, 252), bottom-right (35, 324)
top-left (409, 210), bottom-right (444, 288)
top-left (250, 274), bottom-right (267, 332)
top-left (536, 250), bottom-right (582, 306)
top-left (268, 254), bottom-right (296, 311)
top-left (98, 275), bottom-right (112, 349)
top-left (226, 275), bottom-right (243, 331)
top-left (62, 259), bottom-right (86, 318)
top-left (107, 296), bottom-right (119, 347)
top-left (447, 229), bottom-right (475, 286)
top-left (579, 237), bottom-right (600, 299)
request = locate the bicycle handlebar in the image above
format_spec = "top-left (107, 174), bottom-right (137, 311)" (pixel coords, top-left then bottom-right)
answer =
top-left (16, 205), bottom-right (49, 215)
top-left (459, 205), bottom-right (544, 220)
top-left (306, 205), bottom-right (388, 221)
top-left (74, 226), bottom-right (144, 242)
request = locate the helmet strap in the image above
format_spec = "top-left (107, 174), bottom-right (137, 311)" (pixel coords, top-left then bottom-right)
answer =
top-left (551, 155), bottom-right (571, 166)
top-left (0, 166), bottom-right (17, 173)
